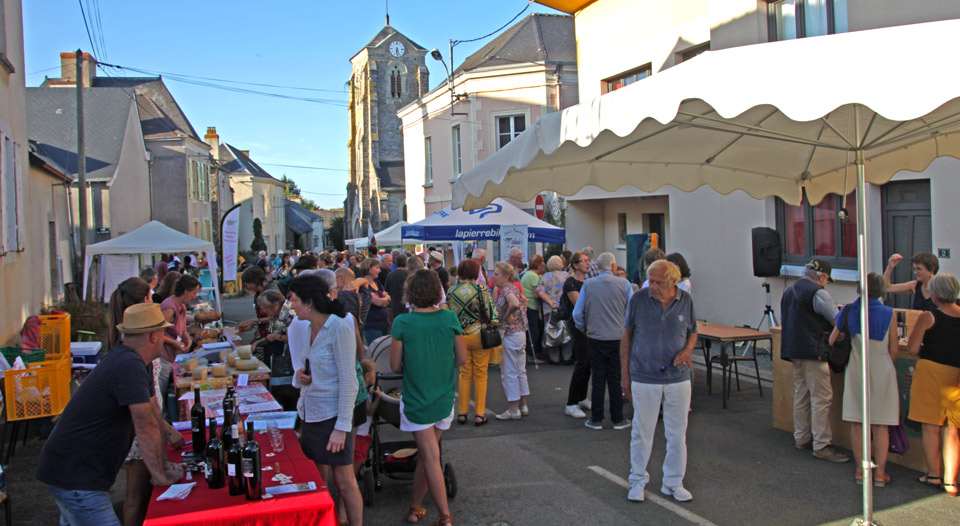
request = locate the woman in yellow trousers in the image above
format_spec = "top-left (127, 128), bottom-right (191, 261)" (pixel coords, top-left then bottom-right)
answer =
top-left (447, 258), bottom-right (499, 426)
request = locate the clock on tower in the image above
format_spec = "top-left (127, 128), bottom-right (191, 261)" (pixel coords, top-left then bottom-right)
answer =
top-left (389, 41), bottom-right (405, 57)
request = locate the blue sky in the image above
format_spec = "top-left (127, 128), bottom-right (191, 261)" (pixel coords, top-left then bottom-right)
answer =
top-left (22, 0), bottom-right (562, 210)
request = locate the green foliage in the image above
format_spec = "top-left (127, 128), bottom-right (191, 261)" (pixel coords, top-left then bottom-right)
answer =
top-left (251, 218), bottom-right (267, 252)
top-left (328, 216), bottom-right (345, 251)
top-left (280, 175), bottom-right (319, 210)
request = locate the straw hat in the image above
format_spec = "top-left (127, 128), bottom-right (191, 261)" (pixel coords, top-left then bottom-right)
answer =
top-left (116, 303), bottom-right (173, 334)
top-left (429, 250), bottom-right (443, 263)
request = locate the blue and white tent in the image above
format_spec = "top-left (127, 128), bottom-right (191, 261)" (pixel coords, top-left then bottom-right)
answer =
top-left (401, 199), bottom-right (564, 243)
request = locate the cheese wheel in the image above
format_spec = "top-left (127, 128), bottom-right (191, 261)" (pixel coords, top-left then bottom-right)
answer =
top-left (237, 347), bottom-right (252, 360)
top-left (211, 364), bottom-right (227, 377)
top-left (191, 367), bottom-right (208, 380)
top-left (226, 354), bottom-right (238, 368)
top-left (185, 358), bottom-right (198, 372)
top-left (235, 358), bottom-right (259, 371)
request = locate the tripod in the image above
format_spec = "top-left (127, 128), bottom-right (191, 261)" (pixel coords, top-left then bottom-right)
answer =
top-left (742, 281), bottom-right (779, 356)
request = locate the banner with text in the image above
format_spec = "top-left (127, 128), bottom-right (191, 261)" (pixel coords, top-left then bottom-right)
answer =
top-left (499, 225), bottom-right (528, 265)
top-left (221, 205), bottom-right (241, 281)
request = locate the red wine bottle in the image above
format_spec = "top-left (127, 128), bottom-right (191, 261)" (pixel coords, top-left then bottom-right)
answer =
top-left (191, 389), bottom-right (206, 454)
top-left (205, 417), bottom-right (224, 489)
top-left (220, 396), bottom-right (234, 452)
top-left (242, 421), bottom-right (262, 501)
top-left (226, 417), bottom-right (244, 496)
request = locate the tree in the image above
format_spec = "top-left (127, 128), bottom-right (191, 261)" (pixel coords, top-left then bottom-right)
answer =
top-left (251, 218), bottom-right (267, 252)
top-left (542, 195), bottom-right (566, 258)
top-left (280, 174), bottom-right (320, 211)
top-left (328, 216), bottom-right (345, 251)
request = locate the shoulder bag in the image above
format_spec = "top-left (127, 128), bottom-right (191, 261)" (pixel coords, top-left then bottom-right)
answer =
top-left (463, 285), bottom-right (502, 349)
top-left (828, 304), bottom-right (853, 373)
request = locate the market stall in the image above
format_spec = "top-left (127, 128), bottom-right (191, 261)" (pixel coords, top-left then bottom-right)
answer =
top-left (402, 199), bottom-right (565, 244)
top-left (81, 221), bottom-right (221, 313)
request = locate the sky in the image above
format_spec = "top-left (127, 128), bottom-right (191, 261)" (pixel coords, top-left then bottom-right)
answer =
top-left (22, 0), bottom-right (562, 210)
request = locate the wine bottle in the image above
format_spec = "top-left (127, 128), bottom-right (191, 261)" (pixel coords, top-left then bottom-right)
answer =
top-left (205, 417), bottom-right (224, 489)
top-left (242, 421), bottom-right (262, 501)
top-left (220, 399), bottom-right (233, 453)
top-left (191, 389), bottom-right (206, 455)
top-left (227, 417), bottom-right (245, 496)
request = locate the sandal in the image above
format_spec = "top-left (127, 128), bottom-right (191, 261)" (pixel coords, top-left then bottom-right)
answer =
top-left (407, 506), bottom-right (428, 524)
top-left (873, 473), bottom-right (891, 487)
top-left (456, 414), bottom-right (467, 425)
top-left (945, 483), bottom-right (959, 497)
top-left (475, 415), bottom-right (488, 427)
top-left (918, 474), bottom-right (943, 488)
top-left (435, 514), bottom-right (453, 526)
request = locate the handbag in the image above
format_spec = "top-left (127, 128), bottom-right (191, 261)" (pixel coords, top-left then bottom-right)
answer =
top-left (828, 304), bottom-right (853, 373)
top-left (463, 285), bottom-right (502, 349)
top-left (556, 290), bottom-right (573, 321)
top-left (888, 419), bottom-right (910, 455)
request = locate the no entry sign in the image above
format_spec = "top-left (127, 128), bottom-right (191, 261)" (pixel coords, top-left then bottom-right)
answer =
top-left (534, 195), bottom-right (545, 220)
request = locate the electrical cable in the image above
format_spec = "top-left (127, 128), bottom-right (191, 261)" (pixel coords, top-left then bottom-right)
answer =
top-left (76, 0), bottom-right (101, 59)
top-left (453, 0), bottom-right (532, 45)
top-left (258, 162), bottom-right (348, 172)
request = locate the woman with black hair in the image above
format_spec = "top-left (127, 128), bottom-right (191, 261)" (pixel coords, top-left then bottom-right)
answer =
top-left (288, 274), bottom-right (363, 525)
top-left (239, 265), bottom-right (280, 340)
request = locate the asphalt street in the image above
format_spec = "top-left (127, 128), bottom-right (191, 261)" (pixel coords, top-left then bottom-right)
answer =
top-left (5, 296), bottom-right (956, 525)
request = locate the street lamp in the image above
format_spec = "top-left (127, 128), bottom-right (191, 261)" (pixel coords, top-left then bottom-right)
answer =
top-left (430, 45), bottom-right (467, 116)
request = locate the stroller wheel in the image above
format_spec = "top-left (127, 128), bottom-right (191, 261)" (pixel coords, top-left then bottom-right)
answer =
top-left (444, 463), bottom-right (457, 499)
top-left (361, 467), bottom-right (374, 506)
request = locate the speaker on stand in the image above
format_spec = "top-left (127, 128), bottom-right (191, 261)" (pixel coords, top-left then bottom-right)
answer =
top-left (745, 227), bottom-right (782, 356)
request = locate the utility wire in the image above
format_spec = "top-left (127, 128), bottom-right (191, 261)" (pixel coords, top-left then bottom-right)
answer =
top-left (453, 0), bottom-right (532, 45)
top-left (259, 162), bottom-right (348, 172)
top-left (97, 62), bottom-right (348, 95)
top-left (76, 0), bottom-right (101, 59)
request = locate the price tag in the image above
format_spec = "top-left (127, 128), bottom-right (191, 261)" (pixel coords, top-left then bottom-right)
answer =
top-left (237, 374), bottom-right (249, 387)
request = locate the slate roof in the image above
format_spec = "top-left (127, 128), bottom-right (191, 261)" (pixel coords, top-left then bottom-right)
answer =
top-left (375, 160), bottom-right (405, 189)
top-left (363, 25), bottom-right (427, 52)
top-left (220, 143), bottom-right (276, 180)
top-left (453, 13), bottom-right (576, 76)
top-left (28, 139), bottom-right (73, 182)
top-left (26, 87), bottom-right (136, 182)
top-left (285, 200), bottom-right (322, 234)
top-left (91, 76), bottom-right (203, 142)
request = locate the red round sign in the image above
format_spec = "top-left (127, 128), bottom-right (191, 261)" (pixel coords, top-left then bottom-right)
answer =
top-left (534, 195), bottom-right (545, 220)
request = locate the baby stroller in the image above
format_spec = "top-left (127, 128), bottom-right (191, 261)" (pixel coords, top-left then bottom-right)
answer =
top-left (359, 335), bottom-right (457, 506)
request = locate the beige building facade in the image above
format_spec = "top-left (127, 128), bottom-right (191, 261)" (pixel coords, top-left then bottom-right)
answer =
top-left (537, 0), bottom-right (960, 326)
top-left (400, 14), bottom-right (578, 222)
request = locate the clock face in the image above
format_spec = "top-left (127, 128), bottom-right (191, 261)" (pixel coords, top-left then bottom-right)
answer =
top-left (389, 41), bottom-right (405, 57)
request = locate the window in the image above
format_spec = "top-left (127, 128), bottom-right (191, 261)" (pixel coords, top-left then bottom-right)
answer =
top-left (603, 64), bottom-right (651, 94)
top-left (259, 194), bottom-right (266, 218)
top-left (497, 115), bottom-right (526, 149)
top-left (776, 190), bottom-right (858, 268)
top-left (424, 137), bottom-right (433, 185)
top-left (767, 0), bottom-right (847, 41)
top-left (188, 161), bottom-right (197, 200)
top-left (203, 219), bottom-right (212, 242)
top-left (0, 136), bottom-right (23, 254)
top-left (452, 125), bottom-right (462, 176)
top-left (390, 68), bottom-right (402, 98)
top-left (617, 213), bottom-right (627, 244)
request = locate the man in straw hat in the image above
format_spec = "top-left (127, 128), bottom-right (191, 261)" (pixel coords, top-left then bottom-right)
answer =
top-left (36, 303), bottom-right (184, 526)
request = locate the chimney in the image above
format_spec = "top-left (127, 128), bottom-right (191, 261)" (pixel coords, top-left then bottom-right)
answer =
top-left (204, 127), bottom-right (220, 160)
top-left (60, 51), bottom-right (97, 87)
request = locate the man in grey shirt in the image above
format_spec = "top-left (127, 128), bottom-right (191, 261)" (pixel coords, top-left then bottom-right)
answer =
top-left (572, 252), bottom-right (632, 430)
top-left (620, 260), bottom-right (697, 503)
top-left (779, 259), bottom-right (849, 463)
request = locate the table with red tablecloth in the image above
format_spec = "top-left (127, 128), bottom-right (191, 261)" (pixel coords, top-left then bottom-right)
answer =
top-left (144, 429), bottom-right (335, 526)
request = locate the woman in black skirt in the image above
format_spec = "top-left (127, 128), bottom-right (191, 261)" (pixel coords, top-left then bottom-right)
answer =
top-left (288, 274), bottom-right (362, 525)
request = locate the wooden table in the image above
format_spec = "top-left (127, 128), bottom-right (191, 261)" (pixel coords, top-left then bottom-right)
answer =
top-left (697, 322), bottom-right (772, 408)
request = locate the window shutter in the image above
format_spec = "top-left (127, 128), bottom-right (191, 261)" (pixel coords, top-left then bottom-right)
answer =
top-left (14, 143), bottom-right (24, 250)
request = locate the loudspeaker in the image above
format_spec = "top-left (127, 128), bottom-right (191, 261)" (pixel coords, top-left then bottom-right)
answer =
top-left (752, 227), bottom-right (782, 278)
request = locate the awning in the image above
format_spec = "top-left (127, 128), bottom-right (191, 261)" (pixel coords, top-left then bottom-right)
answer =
top-left (402, 198), bottom-right (565, 243)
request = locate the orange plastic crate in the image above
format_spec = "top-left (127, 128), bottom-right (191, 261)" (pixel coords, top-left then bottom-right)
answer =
top-left (39, 314), bottom-right (71, 362)
top-left (3, 356), bottom-right (72, 421)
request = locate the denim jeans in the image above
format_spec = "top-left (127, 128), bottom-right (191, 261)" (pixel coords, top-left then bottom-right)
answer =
top-left (45, 484), bottom-right (121, 526)
top-left (526, 307), bottom-right (542, 359)
top-left (363, 328), bottom-right (389, 346)
top-left (587, 338), bottom-right (624, 423)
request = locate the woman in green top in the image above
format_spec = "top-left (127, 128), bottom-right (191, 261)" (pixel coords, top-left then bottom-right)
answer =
top-left (391, 269), bottom-right (467, 526)
top-left (521, 254), bottom-right (546, 360)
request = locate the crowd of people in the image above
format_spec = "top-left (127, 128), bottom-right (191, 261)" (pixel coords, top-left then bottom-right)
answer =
top-left (31, 241), bottom-right (960, 526)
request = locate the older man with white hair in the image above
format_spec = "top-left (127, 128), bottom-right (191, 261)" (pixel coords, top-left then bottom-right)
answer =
top-left (620, 260), bottom-right (697, 503)
top-left (582, 246), bottom-right (601, 279)
top-left (473, 248), bottom-right (489, 287)
top-left (572, 252), bottom-right (632, 430)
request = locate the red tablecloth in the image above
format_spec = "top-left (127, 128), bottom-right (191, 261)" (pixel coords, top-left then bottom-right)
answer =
top-left (144, 429), bottom-right (335, 526)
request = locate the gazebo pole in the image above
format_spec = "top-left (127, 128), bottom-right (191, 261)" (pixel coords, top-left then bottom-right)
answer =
top-left (853, 105), bottom-right (876, 526)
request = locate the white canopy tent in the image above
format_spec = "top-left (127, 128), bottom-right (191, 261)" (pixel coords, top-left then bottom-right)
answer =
top-left (452, 19), bottom-right (960, 522)
top-left (83, 220), bottom-right (221, 312)
top-left (402, 199), bottom-right (565, 243)
top-left (347, 221), bottom-right (416, 249)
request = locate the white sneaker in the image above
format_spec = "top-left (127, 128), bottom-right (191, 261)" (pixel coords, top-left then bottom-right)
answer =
top-left (520, 405), bottom-right (529, 416)
top-left (495, 409), bottom-right (521, 420)
top-left (628, 484), bottom-right (644, 502)
top-left (579, 399), bottom-right (592, 410)
top-left (565, 405), bottom-right (587, 418)
top-left (661, 485), bottom-right (693, 502)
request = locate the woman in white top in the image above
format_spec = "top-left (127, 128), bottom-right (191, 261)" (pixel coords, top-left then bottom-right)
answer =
top-left (667, 253), bottom-right (692, 294)
top-left (288, 274), bottom-right (362, 525)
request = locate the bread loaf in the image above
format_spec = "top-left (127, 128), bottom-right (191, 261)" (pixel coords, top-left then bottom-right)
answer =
top-left (195, 329), bottom-right (220, 340)
top-left (194, 311), bottom-right (221, 323)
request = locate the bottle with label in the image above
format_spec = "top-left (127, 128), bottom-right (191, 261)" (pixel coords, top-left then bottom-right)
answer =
top-left (242, 421), bottom-right (262, 501)
top-left (205, 417), bottom-right (224, 489)
top-left (191, 389), bottom-right (206, 455)
top-left (227, 416), bottom-right (245, 496)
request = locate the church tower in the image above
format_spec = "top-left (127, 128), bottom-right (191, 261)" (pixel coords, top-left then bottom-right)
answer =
top-left (345, 19), bottom-right (429, 240)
